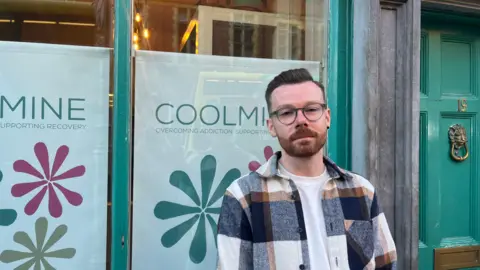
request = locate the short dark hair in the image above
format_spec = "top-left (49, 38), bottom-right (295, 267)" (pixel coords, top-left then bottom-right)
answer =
top-left (265, 68), bottom-right (326, 112)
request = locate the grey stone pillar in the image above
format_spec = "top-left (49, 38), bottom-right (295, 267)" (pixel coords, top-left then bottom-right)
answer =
top-left (351, 0), bottom-right (421, 269)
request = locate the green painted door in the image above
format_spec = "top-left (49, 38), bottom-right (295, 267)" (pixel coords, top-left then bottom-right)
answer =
top-left (419, 15), bottom-right (480, 270)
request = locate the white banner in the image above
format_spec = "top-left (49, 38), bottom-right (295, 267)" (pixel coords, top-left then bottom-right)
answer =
top-left (132, 51), bottom-right (321, 269)
top-left (0, 42), bottom-right (110, 269)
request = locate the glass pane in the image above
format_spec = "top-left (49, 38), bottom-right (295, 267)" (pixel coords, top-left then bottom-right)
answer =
top-left (131, 0), bottom-right (327, 269)
top-left (0, 1), bottom-right (113, 269)
top-left (0, 0), bottom-right (113, 47)
top-left (133, 0), bottom-right (325, 63)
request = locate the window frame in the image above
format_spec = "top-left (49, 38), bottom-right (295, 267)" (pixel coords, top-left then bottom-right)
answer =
top-left (108, 0), bottom-right (354, 269)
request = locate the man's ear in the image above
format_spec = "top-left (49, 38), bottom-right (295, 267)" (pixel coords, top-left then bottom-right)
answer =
top-left (267, 118), bottom-right (277, 137)
top-left (325, 108), bottom-right (331, 129)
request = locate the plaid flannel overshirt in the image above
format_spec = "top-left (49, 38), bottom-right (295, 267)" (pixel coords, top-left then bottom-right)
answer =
top-left (217, 152), bottom-right (397, 270)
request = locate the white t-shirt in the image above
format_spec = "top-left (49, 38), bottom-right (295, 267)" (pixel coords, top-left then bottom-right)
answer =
top-left (279, 164), bottom-right (331, 270)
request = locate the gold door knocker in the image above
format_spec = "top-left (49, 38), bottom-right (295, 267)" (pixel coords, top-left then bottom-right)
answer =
top-left (449, 124), bottom-right (469, 162)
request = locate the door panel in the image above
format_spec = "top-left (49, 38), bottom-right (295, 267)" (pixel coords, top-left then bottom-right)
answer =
top-left (420, 18), bottom-right (480, 270)
top-left (441, 38), bottom-right (475, 97)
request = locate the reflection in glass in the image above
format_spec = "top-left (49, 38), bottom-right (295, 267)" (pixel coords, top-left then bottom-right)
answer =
top-left (133, 0), bottom-right (325, 62)
top-left (0, 0), bottom-right (113, 47)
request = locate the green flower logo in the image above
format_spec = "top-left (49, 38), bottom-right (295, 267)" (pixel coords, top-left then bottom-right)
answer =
top-left (0, 169), bottom-right (17, 227)
top-left (0, 217), bottom-right (76, 269)
top-left (154, 155), bottom-right (240, 264)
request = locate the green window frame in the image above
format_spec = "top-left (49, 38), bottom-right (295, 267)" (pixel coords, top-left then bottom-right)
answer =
top-left (109, 0), bottom-right (353, 268)
top-left (327, 0), bottom-right (353, 170)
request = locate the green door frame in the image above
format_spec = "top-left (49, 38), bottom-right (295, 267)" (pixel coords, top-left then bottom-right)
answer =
top-left (110, 0), bottom-right (132, 269)
top-left (108, 0), bottom-right (353, 268)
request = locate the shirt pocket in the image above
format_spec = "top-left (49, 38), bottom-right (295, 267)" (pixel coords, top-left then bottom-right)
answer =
top-left (344, 219), bottom-right (375, 264)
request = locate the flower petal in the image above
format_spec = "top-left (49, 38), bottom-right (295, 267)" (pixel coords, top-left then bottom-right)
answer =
top-left (53, 183), bottom-right (83, 206)
top-left (44, 248), bottom-right (76, 259)
top-left (206, 214), bottom-right (218, 247)
top-left (48, 184), bottom-right (62, 218)
top-left (35, 217), bottom-right (48, 251)
top-left (200, 155), bottom-right (216, 208)
top-left (207, 168), bottom-right (241, 207)
top-left (42, 224), bottom-right (67, 252)
top-left (11, 181), bottom-right (48, 197)
top-left (154, 201), bottom-right (200, 220)
top-left (161, 214), bottom-right (199, 248)
top-left (169, 170), bottom-right (200, 206)
top-left (0, 250), bottom-right (33, 263)
top-left (34, 142), bottom-right (51, 180)
top-left (51, 165), bottom-right (85, 181)
top-left (0, 209), bottom-right (17, 226)
top-left (41, 258), bottom-right (56, 270)
top-left (248, 161), bottom-right (261, 172)
top-left (13, 160), bottom-right (44, 179)
top-left (13, 231), bottom-right (36, 252)
top-left (33, 260), bottom-right (42, 270)
top-left (24, 186), bottom-right (48, 216)
top-left (14, 257), bottom-right (37, 270)
top-left (205, 207), bottom-right (221, 214)
top-left (51, 145), bottom-right (69, 179)
top-left (189, 213), bottom-right (207, 264)
top-left (264, 146), bottom-right (274, 160)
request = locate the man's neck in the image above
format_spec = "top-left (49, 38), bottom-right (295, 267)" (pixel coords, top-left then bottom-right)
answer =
top-left (279, 150), bottom-right (325, 177)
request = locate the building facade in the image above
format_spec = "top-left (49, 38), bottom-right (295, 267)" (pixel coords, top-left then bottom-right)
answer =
top-left (352, 0), bottom-right (480, 269)
top-left (0, 0), bottom-right (479, 269)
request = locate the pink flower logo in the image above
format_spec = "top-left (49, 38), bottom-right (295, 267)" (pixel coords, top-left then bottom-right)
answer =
top-left (11, 142), bottom-right (85, 218)
top-left (248, 146), bottom-right (274, 172)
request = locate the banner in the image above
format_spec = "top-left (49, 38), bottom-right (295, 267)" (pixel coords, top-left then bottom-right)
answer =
top-left (132, 51), bottom-right (321, 269)
top-left (0, 42), bottom-right (110, 269)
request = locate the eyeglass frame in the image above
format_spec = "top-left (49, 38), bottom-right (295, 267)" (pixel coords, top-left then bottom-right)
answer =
top-left (269, 103), bottom-right (328, 125)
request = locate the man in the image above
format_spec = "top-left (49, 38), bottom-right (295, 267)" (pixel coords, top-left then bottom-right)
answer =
top-left (216, 68), bottom-right (397, 270)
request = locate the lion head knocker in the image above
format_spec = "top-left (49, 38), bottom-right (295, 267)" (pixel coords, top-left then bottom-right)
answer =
top-left (448, 124), bottom-right (469, 162)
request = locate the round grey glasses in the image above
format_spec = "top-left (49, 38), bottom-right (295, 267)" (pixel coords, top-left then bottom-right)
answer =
top-left (269, 103), bottom-right (327, 125)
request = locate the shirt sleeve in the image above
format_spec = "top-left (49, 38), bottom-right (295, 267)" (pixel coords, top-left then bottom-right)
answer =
top-left (371, 191), bottom-right (398, 270)
top-left (216, 190), bottom-right (253, 270)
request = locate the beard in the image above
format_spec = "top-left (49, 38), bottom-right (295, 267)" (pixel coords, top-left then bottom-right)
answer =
top-left (277, 126), bottom-right (326, 158)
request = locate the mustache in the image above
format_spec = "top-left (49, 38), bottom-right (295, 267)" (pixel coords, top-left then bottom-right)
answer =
top-left (290, 127), bottom-right (318, 141)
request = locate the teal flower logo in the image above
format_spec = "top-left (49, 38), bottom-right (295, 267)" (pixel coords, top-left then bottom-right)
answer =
top-left (154, 155), bottom-right (240, 264)
top-left (0, 217), bottom-right (76, 269)
top-left (0, 169), bottom-right (17, 227)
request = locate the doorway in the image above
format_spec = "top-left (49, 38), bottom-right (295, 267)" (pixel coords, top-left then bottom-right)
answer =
top-left (419, 11), bottom-right (480, 270)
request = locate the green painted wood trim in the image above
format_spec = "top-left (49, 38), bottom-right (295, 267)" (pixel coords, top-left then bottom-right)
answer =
top-left (110, 0), bottom-right (132, 269)
top-left (327, 0), bottom-right (353, 169)
top-left (422, 10), bottom-right (480, 25)
top-left (422, 10), bottom-right (480, 38)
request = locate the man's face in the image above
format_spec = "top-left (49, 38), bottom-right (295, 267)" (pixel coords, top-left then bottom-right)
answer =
top-left (266, 81), bottom-right (330, 158)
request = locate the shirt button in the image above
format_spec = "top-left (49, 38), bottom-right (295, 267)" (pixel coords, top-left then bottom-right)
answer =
top-left (297, 228), bottom-right (303, 233)
top-left (299, 264), bottom-right (306, 270)
top-left (291, 194), bottom-right (296, 200)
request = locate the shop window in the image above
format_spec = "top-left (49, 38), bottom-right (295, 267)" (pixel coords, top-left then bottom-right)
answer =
top-left (131, 0), bottom-right (327, 269)
top-left (0, 1), bottom-right (113, 270)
